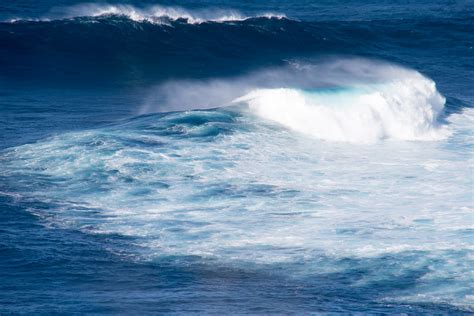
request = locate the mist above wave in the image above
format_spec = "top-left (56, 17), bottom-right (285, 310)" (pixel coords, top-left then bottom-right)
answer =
top-left (142, 58), bottom-right (450, 143)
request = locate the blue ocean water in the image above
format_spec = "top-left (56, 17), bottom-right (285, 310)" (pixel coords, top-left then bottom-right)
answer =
top-left (0, 1), bottom-right (473, 313)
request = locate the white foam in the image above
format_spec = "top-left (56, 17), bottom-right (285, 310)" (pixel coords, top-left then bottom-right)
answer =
top-left (6, 4), bottom-right (286, 24)
top-left (234, 72), bottom-right (450, 143)
top-left (1, 61), bottom-right (472, 309)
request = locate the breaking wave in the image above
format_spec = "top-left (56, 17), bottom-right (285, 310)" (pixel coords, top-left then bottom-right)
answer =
top-left (1, 57), bottom-right (472, 311)
top-left (5, 3), bottom-right (286, 24)
top-left (143, 59), bottom-right (450, 143)
top-left (235, 76), bottom-right (448, 143)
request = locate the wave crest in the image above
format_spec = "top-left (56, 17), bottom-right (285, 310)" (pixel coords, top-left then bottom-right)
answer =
top-left (234, 71), bottom-right (449, 143)
top-left (140, 59), bottom-right (450, 143)
top-left (7, 3), bottom-right (286, 24)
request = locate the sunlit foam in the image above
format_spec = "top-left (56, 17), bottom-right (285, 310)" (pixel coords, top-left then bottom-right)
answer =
top-left (0, 60), bottom-right (472, 310)
top-left (5, 3), bottom-right (286, 24)
top-left (234, 74), bottom-right (449, 143)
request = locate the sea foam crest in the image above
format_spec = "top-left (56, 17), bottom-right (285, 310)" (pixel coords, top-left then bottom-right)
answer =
top-left (8, 4), bottom-right (286, 24)
top-left (235, 72), bottom-right (449, 143)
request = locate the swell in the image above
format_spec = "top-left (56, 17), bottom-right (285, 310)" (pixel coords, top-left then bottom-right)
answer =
top-left (0, 14), bottom-right (472, 87)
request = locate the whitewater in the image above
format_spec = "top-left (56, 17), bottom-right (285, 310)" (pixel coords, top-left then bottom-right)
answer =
top-left (2, 60), bottom-right (473, 311)
top-left (4, 3), bottom-right (285, 24)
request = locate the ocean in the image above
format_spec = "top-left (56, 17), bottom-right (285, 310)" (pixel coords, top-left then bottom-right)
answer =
top-left (0, 0), bottom-right (473, 313)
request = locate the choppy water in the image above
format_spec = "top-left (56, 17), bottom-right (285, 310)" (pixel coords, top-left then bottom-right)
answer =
top-left (0, 1), bottom-right (473, 313)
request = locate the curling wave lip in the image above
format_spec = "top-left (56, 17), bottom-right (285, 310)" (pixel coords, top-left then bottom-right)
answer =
top-left (234, 74), bottom-right (449, 143)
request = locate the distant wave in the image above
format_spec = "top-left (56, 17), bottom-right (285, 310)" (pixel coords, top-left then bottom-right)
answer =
top-left (1, 8), bottom-right (472, 88)
top-left (5, 3), bottom-right (286, 24)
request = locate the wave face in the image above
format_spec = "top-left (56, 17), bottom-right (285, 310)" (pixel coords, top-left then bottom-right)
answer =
top-left (0, 2), bottom-right (472, 88)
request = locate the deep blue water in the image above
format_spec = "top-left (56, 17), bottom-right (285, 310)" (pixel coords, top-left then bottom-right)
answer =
top-left (1, 1), bottom-right (473, 314)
